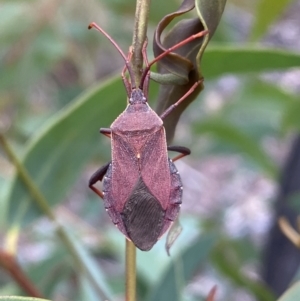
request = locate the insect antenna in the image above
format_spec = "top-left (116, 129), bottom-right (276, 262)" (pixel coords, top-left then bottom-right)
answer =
top-left (139, 30), bottom-right (209, 90)
top-left (88, 22), bottom-right (135, 95)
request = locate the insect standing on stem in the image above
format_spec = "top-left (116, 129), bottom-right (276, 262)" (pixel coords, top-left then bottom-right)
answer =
top-left (88, 22), bottom-right (208, 251)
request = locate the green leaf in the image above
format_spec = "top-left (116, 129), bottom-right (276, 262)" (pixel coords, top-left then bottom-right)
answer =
top-left (66, 229), bottom-right (113, 301)
top-left (153, 0), bottom-right (227, 82)
top-left (0, 26), bottom-right (67, 94)
top-left (277, 282), bottom-right (300, 301)
top-left (250, 0), bottom-right (294, 41)
top-left (196, 0), bottom-right (227, 34)
top-left (7, 75), bottom-right (125, 226)
top-left (203, 46), bottom-right (300, 79)
top-left (153, 0), bottom-right (226, 142)
top-left (223, 79), bottom-right (295, 138)
top-left (27, 247), bottom-right (70, 297)
top-left (146, 233), bottom-right (217, 301)
top-left (195, 0), bottom-right (227, 61)
top-left (153, 1), bottom-right (203, 84)
top-left (193, 118), bottom-right (278, 177)
top-left (0, 297), bottom-right (50, 301)
top-left (79, 275), bottom-right (100, 301)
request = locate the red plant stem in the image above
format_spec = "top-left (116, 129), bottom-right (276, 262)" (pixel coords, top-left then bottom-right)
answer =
top-left (0, 250), bottom-right (44, 298)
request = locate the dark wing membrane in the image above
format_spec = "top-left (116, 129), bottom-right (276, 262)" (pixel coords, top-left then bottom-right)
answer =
top-left (140, 128), bottom-right (171, 209)
top-left (122, 176), bottom-right (165, 251)
top-left (111, 133), bottom-right (139, 211)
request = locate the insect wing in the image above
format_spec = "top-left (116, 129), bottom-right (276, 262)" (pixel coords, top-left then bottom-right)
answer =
top-left (110, 132), bottom-right (140, 211)
top-left (140, 128), bottom-right (171, 210)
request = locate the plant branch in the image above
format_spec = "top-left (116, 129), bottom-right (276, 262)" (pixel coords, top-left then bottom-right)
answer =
top-left (124, 1), bottom-right (151, 300)
top-left (0, 134), bottom-right (110, 301)
top-left (125, 240), bottom-right (136, 301)
top-left (0, 250), bottom-right (44, 298)
top-left (131, 0), bottom-right (151, 86)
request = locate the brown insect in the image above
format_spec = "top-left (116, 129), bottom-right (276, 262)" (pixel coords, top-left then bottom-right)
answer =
top-left (88, 22), bottom-right (208, 251)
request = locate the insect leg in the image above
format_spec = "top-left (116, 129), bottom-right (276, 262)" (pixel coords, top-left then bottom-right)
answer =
top-left (168, 145), bottom-right (191, 162)
top-left (160, 79), bottom-right (203, 120)
top-left (100, 128), bottom-right (111, 138)
top-left (89, 129), bottom-right (111, 197)
top-left (89, 162), bottom-right (111, 199)
top-left (139, 30), bottom-right (209, 89)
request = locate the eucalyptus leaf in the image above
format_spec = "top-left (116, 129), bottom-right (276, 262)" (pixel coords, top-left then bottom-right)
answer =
top-left (7, 76), bottom-right (125, 226)
top-left (195, 0), bottom-right (227, 62)
top-left (153, 0), bottom-right (227, 142)
top-left (79, 275), bottom-right (100, 301)
top-left (203, 45), bottom-right (300, 78)
top-left (153, 0), bottom-right (227, 82)
top-left (66, 229), bottom-right (113, 301)
top-left (27, 247), bottom-right (69, 297)
top-left (154, 18), bottom-right (202, 84)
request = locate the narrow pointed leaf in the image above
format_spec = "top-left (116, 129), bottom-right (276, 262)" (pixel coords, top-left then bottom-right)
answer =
top-left (195, 0), bottom-right (227, 63)
top-left (203, 46), bottom-right (300, 78)
top-left (153, 0), bottom-right (227, 142)
top-left (7, 76), bottom-right (125, 226)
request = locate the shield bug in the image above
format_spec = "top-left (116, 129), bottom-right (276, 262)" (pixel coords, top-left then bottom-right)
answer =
top-left (88, 22), bottom-right (208, 251)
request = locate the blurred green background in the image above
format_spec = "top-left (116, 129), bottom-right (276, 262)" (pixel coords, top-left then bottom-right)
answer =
top-left (1, 0), bottom-right (300, 301)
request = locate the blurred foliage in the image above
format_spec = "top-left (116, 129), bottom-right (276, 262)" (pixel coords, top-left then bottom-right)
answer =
top-left (0, 0), bottom-right (300, 301)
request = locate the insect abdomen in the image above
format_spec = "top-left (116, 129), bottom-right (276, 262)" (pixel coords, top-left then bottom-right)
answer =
top-left (102, 159), bottom-right (183, 251)
top-left (159, 159), bottom-right (183, 236)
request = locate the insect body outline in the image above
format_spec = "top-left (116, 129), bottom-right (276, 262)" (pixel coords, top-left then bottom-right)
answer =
top-left (88, 22), bottom-right (207, 251)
